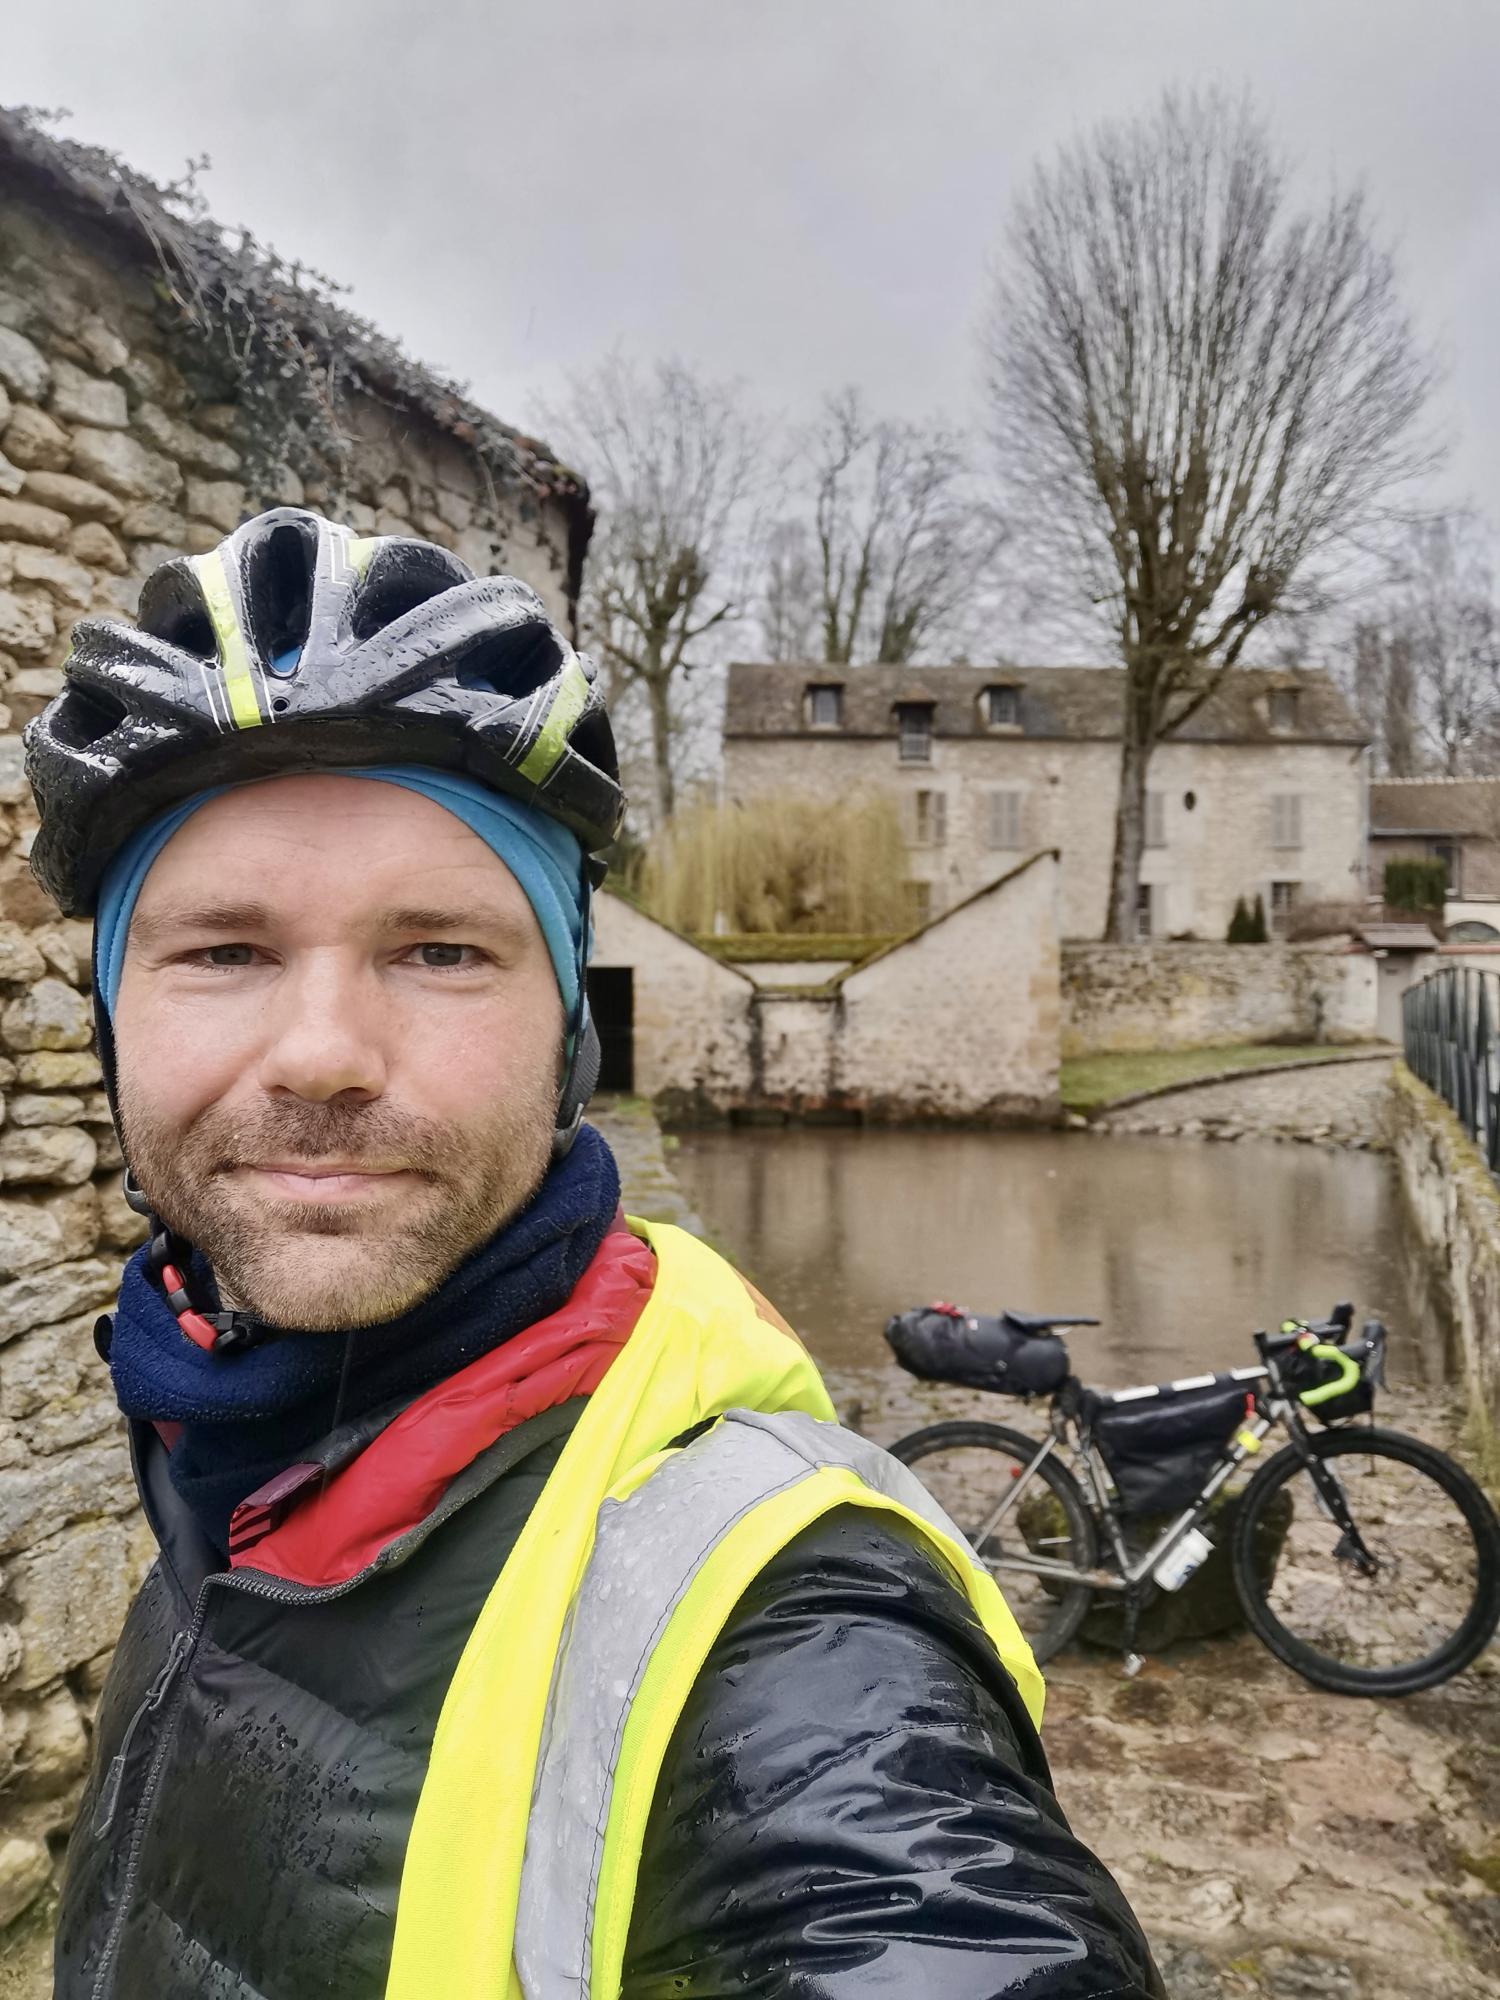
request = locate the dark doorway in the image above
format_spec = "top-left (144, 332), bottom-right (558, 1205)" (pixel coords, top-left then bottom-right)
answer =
top-left (587, 967), bottom-right (634, 1093)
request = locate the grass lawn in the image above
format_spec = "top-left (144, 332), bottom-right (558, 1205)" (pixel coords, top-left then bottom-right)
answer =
top-left (1060, 1042), bottom-right (1369, 1115)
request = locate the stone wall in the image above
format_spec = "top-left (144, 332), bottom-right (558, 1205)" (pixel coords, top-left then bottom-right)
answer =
top-left (592, 855), bottom-right (1061, 1124)
top-left (1061, 941), bottom-right (1378, 1058)
top-left (1387, 1063), bottom-right (1500, 1430)
top-left (0, 172), bottom-right (586, 1934)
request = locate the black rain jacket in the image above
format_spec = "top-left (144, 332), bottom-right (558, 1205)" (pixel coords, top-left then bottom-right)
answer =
top-left (57, 1399), bottom-right (1164, 1998)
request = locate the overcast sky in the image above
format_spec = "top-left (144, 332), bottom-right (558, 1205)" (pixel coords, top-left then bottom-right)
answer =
top-left (8, 1), bottom-right (1499, 537)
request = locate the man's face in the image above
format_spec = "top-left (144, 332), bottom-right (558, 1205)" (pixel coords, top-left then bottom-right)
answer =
top-left (113, 775), bottom-right (566, 1330)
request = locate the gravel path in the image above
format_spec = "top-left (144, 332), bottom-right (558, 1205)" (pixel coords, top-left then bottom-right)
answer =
top-left (1101, 1055), bottom-right (1398, 1148)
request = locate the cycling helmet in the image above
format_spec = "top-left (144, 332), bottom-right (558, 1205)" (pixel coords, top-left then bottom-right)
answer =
top-left (25, 506), bottom-right (623, 917)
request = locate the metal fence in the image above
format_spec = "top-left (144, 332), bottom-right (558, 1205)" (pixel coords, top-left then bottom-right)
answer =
top-left (1403, 966), bottom-right (1500, 1176)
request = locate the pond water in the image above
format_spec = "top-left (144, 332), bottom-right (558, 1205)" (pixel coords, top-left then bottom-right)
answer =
top-left (669, 1128), bottom-right (1445, 1417)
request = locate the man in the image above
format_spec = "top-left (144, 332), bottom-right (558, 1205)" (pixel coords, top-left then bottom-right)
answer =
top-left (27, 509), bottom-right (1162, 1997)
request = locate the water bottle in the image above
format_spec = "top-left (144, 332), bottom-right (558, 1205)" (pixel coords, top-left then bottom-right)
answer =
top-left (1153, 1527), bottom-right (1213, 1593)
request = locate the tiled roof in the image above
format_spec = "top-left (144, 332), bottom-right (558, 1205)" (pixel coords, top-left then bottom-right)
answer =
top-left (1369, 777), bottom-right (1500, 837)
top-left (725, 663), bottom-right (1366, 745)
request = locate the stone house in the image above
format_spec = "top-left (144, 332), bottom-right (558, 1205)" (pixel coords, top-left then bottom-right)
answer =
top-left (1368, 777), bottom-right (1500, 913)
top-left (723, 663), bottom-right (1369, 942)
top-left (0, 104), bottom-right (591, 1942)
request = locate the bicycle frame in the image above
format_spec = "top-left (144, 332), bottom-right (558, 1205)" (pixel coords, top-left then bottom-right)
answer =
top-left (970, 1338), bottom-right (1362, 1596)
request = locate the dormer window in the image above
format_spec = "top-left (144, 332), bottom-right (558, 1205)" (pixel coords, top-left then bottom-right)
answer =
top-left (896, 702), bottom-right (933, 763)
top-left (806, 682), bottom-right (843, 728)
top-left (1269, 687), bottom-right (1299, 732)
top-left (984, 683), bottom-right (1021, 729)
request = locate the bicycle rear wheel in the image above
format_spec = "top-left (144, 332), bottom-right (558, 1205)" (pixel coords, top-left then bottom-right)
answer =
top-left (1230, 1425), bottom-right (1500, 1696)
top-left (890, 1419), bottom-right (1098, 1664)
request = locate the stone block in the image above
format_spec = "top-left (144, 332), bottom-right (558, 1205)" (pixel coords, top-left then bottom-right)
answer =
top-left (69, 428), bottom-right (181, 504)
top-left (8, 668), bottom-right (64, 701)
top-left (0, 382), bottom-right (9, 431)
top-left (118, 500), bottom-right (187, 544)
top-left (44, 1184), bottom-right (100, 1261)
top-left (49, 358), bottom-right (128, 431)
top-left (182, 521), bottom-right (220, 555)
top-left (195, 402), bottom-right (239, 436)
top-left (30, 919), bottom-right (91, 987)
top-left (0, 497), bottom-right (69, 549)
top-left (184, 477), bottom-right (246, 533)
top-left (1, 978), bottom-right (93, 1051)
top-left (23, 470), bottom-right (124, 524)
top-left (15, 1389), bottom-right (119, 1458)
top-left (98, 1172), bottom-right (147, 1252)
top-left (0, 863), bottom-right (57, 929)
top-left (10, 1519), bottom-right (133, 1688)
top-left (0, 453), bottom-right (24, 499)
top-left (0, 587), bottom-right (55, 657)
top-left (0, 737), bottom-right (27, 807)
top-left (7, 1093), bottom-right (85, 1128)
top-left (0, 1625), bottom-right (23, 1681)
top-left (0, 331), bottom-right (50, 404)
top-left (14, 1052), bottom-right (100, 1089)
top-left (133, 402), bottom-right (241, 476)
top-left (0, 1199), bottom-right (63, 1278)
top-left (68, 520), bottom-right (128, 573)
top-left (0, 1436), bottom-right (133, 1557)
top-left (0, 1124), bottom-right (96, 1188)
top-left (93, 1126), bottom-right (124, 1171)
top-left (0, 1833), bottom-right (50, 1927)
top-left (78, 1092), bottom-right (111, 1124)
top-left (1, 405), bottom-right (70, 473)
top-left (15, 1683), bottom-right (89, 1792)
top-left (77, 321), bottom-right (130, 376)
top-left (7, 545), bottom-right (92, 609)
top-left (434, 486), bottom-right (476, 533)
top-left (0, 924), bottom-right (46, 983)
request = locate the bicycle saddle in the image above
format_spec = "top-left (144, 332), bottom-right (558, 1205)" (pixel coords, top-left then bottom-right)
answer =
top-left (1002, 1311), bottom-right (1100, 1335)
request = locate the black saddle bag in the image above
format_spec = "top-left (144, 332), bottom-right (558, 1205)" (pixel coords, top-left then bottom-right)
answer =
top-left (1088, 1377), bottom-right (1248, 1517)
top-left (884, 1306), bottom-right (1070, 1398)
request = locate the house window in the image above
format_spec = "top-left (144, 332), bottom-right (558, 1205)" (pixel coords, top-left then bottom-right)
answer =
top-left (1271, 794), bottom-right (1303, 849)
top-left (914, 789), bottom-right (947, 846)
top-left (1145, 792), bottom-right (1166, 848)
top-left (896, 703), bottom-right (933, 763)
top-left (984, 684), bottom-right (1021, 728)
top-left (1269, 688), bottom-right (1299, 732)
top-left (1431, 839), bottom-right (1461, 895)
top-left (806, 683), bottom-right (843, 728)
top-left (1269, 880), bottom-right (1299, 936)
top-left (986, 789), bottom-right (1024, 850)
top-left (906, 879), bottom-right (933, 925)
top-left (1134, 883), bottom-right (1154, 941)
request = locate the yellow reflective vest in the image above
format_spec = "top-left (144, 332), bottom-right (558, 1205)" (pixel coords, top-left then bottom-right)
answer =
top-left (386, 1220), bottom-right (1044, 1999)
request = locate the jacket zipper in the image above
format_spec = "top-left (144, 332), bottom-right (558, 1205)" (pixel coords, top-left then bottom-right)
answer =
top-left (87, 1603), bottom-right (206, 2000)
top-left (90, 1631), bottom-right (190, 1840)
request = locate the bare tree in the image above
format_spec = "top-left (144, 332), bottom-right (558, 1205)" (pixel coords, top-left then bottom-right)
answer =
top-left (1337, 516), bottom-right (1499, 774)
top-left (987, 89), bottom-right (1437, 938)
top-left (762, 388), bottom-right (1004, 666)
top-left (760, 518), bottom-right (821, 663)
top-left (539, 354), bottom-right (762, 827)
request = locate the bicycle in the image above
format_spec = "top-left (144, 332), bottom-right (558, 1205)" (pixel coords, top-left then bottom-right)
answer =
top-left (885, 1301), bottom-right (1500, 1696)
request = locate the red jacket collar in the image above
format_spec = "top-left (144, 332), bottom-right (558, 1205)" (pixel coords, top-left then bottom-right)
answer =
top-left (229, 1223), bottom-right (657, 1588)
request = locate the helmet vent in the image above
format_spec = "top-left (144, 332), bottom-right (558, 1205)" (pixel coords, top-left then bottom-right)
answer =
top-left (246, 520), bottom-right (316, 668)
top-left (352, 542), bottom-right (470, 642)
top-left (52, 686), bottom-right (128, 749)
top-left (456, 628), bottom-right (565, 703)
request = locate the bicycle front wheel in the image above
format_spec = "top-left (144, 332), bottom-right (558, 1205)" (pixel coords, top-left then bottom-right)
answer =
top-left (1231, 1425), bottom-right (1500, 1696)
top-left (890, 1419), bottom-right (1099, 1664)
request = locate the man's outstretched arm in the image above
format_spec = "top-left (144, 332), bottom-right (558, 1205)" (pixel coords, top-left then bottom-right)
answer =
top-left (624, 1509), bottom-right (1164, 1999)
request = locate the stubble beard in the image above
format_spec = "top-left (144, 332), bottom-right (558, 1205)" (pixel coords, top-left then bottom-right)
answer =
top-left (116, 1076), bottom-right (557, 1330)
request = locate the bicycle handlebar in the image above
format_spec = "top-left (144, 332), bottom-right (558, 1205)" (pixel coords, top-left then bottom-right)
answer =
top-left (1295, 1340), bottom-right (1362, 1408)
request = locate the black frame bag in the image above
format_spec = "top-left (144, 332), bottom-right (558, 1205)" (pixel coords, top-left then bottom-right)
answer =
top-left (1086, 1377), bottom-right (1248, 1517)
top-left (884, 1306), bottom-right (1070, 1399)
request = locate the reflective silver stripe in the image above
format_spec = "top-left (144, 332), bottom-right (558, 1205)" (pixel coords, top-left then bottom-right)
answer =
top-left (513, 1410), bottom-right (982, 1997)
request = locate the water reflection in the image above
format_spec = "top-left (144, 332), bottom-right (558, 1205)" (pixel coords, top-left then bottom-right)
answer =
top-left (671, 1128), bottom-right (1442, 1408)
